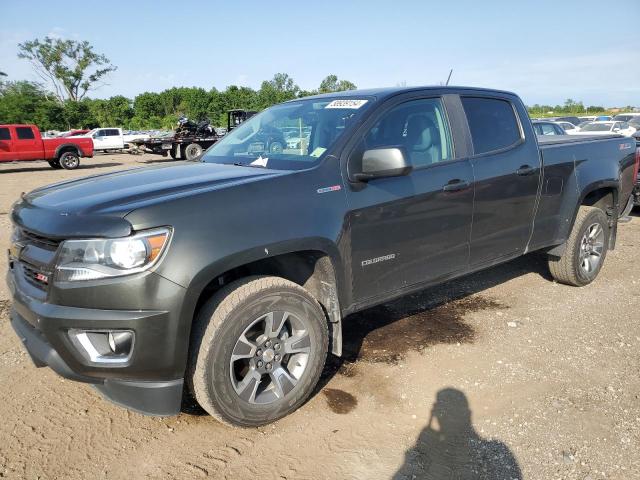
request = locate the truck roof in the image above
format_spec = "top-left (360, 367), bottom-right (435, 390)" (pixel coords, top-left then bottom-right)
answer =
top-left (293, 85), bottom-right (518, 102)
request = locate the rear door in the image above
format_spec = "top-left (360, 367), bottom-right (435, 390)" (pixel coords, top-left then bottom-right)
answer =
top-left (344, 94), bottom-right (475, 303)
top-left (0, 127), bottom-right (14, 161)
top-left (461, 95), bottom-right (541, 265)
top-left (14, 126), bottom-right (42, 160)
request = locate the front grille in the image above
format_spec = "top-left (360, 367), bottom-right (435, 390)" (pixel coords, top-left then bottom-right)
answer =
top-left (20, 261), bottom-right (51, 290)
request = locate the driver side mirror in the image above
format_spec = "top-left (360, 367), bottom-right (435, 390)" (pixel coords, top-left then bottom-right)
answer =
top-left (351, 147), bottom-right (412, 182)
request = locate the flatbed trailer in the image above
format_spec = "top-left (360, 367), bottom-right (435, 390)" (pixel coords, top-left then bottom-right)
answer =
top-left (130, 135), bottom-right (222, 160)
top-left (130, 109), bottom-right (257, 160)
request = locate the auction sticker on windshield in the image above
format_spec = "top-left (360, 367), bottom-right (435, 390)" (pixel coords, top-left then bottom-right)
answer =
top-left (325, 99), bottom-right (368, 109)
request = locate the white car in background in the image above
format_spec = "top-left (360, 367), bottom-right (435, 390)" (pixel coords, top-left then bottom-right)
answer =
top-left (80, 128), bottom-right (150, 151)
top-left (568, 121), bottom-right (636, 137)
top-left (555, 121), bottom-right (580, 133)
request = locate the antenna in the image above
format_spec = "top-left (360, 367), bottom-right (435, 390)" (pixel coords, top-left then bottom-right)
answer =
top-left (445, 69), bottom-right (453, 86)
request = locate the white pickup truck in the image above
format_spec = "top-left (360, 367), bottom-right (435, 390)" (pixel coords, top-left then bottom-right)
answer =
top-left (81, 128), bottom-right (149, 152)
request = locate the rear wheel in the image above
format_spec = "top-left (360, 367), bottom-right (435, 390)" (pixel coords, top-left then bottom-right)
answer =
top-left (169, 147), bottom-right (178, 159)
top-left (188, 276), bottom-right (329, 427)
top-left (184, 143), bottom-right (203, 160)
top-left (48, 159), bottom-right (62, 169)
top-left (548, 206), bottom-right (609, 286)
top-left (59, 151), bottom-right (80, 170)
top-left (269, 141), bottom-right (283, 154)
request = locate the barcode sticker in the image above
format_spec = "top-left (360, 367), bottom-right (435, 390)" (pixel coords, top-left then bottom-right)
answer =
top-left (325, 99), bottom-right (368, 109)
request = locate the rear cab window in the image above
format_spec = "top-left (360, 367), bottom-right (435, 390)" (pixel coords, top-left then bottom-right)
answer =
top-left (461, 97), bottom-right (522, 155)
top-left (16, 127), bottom-right (35, 140)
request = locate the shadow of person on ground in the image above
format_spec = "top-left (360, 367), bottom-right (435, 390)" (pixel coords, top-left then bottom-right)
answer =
top-left (394, 388), bottom-right (522, 480)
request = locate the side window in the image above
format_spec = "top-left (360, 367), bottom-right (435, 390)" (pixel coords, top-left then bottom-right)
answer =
top-left (360, 98), bottom-right (453, 169)
top-left (461, 97), bottom-right (522, 155)
top-left (108, 129), bottom-right (120, 136)
top-left (533, 124), bottom-right (542, 135)
top-left (94, 130), bottom-right (105, 137)
top-left (16, 127), bottom-right (35, 140)
top-left (0, 128), bottom-right (10, 140)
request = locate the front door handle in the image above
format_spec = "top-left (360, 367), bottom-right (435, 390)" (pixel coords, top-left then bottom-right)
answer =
top-left (516, 165), bottom-right (536, 176)
top-left (442, 179), bottom-right (470, 192)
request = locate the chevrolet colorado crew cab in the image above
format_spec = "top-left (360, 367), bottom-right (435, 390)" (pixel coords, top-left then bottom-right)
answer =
top-left (0, 124), bottom-right (94, 169)
top-left (7, 87), bottom-right (638, 427)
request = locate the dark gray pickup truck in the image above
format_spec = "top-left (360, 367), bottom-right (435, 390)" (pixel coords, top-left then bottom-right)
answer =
top-left (7, 87), bottom-right (638, 426)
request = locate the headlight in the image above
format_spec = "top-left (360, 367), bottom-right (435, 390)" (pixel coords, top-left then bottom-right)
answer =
top-left (55, 228), bottom-right (171, 282)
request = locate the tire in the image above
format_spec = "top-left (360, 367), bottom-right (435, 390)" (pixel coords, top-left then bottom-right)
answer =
top-left (548, 206), bottom-right (609, 286)
top-left (184, 143), bottom-right (203, 160)
top-left (48, 159), bottom-right (62, 169)
top-left (269, 141), bottom-right (283, 154)
top-left (169, 147), bottom-right (178, 159)
top-left (188, 276), bottom-right (329, 427)
top-left (59, 151), bottom-right (80, 170)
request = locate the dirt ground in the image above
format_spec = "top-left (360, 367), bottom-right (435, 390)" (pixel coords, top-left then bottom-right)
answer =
top-left (0, 153), bottom-right (639, 480)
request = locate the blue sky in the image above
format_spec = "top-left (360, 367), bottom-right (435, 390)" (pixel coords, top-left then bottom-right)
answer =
top-left (1, 0), bottom-right (638, 106)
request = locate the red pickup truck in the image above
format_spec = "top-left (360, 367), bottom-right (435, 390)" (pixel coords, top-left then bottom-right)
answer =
top-left (0, 124), bottom-right (94, 170)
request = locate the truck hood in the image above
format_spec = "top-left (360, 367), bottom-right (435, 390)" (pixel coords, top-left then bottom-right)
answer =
top-left (12, 162), bottom-right (284, 238)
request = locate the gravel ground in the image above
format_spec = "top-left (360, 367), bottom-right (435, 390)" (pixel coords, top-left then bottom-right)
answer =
top-left (0, 153), bottom-right (638, 479)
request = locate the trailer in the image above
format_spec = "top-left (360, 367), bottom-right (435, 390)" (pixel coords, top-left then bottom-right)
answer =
top-left (130, 109), bottom-right (258, 160)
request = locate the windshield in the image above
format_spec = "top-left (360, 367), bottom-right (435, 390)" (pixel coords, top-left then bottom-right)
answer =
top-left (581, 123), bottom-right (612, 132)
top-left (201, 97), bottom-right (372, 170)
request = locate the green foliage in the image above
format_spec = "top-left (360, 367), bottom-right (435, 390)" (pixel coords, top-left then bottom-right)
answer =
top-left (0, 71), bottom-right (359, 131)
top-left (0, 81), bottom-right (64, 130)
top-left (18, 36), bottom-right (116, 102)
top-left (527, 99), bottom-right (609, 117)
top-left (318, 74), bottom-right (357, 94)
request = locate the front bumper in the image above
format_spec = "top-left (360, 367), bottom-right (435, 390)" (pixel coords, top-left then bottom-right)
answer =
top-left (7, 264), bottom-right (189, 416)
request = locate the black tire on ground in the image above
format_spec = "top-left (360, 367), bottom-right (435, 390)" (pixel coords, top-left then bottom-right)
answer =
top-left (269, 141), bottom-right (283, 154)
top-left (188, 276), bottom-right (329, 427)
top-left (48, 159), bottom-right (62, 169)
top-left (59, 151), bottom-right (80, 170)
top-left (169, 147), bottom-right (178, 159)
top-left (548, 205), bottom-right (609, 286)
top-left (184, 143), bottom-right (203, 160)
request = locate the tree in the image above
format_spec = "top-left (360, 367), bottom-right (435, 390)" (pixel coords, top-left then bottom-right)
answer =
top-left (256, 73), bottom-right (300, 110)
top-left (89, 95), bottom-right (133, 127)
top-left (0, 81), bottom-right (65, 130)
top-left (18, 36), bottom-right (116, 102)
top-left (318, 75), bottom-right (357, 94)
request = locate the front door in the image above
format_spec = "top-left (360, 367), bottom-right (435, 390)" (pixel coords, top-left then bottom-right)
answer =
top-left (460, 96), bottom-right (541, 265)
top-left (345, 96), bottom-right (474, 303)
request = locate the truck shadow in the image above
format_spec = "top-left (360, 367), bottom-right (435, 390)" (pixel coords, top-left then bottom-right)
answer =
top-left (319, 252), bottom-right (551, 385)
top-left (394, 388), bottom-right (522, 479)
top-left (0, 162), bottom-right (123, 174)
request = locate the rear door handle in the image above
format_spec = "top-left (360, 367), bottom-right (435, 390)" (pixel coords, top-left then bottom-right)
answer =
top-left (442, 179), bottom-right (470, 192)
top-left (516, 165), bottom-right (536, 176)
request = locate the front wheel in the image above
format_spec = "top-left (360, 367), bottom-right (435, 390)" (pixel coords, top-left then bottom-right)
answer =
top-left (59, 151), bottom-right (80, 170)
top-left (548, 206), bottom-right (609, 286)
top-left (48, 159), bottom-right (62, 169)
top-left (188, 276), bottom-right (329, 427)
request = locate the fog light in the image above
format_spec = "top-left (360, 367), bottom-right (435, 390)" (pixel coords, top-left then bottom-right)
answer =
top-left (69, 329), bottom-right (134, 364)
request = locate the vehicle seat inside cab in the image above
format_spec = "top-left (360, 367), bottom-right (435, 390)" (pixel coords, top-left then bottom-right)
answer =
top-left (404, 115), bottom-right (442, 167)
